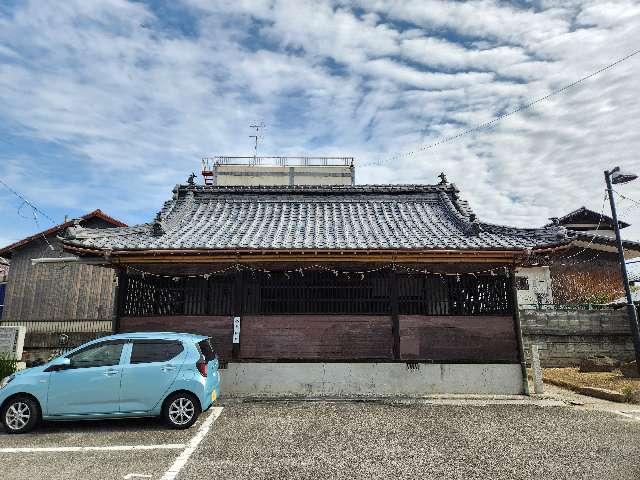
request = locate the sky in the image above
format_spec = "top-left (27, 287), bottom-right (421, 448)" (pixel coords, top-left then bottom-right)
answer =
top-left (1, 0), bottom-right (639, 270)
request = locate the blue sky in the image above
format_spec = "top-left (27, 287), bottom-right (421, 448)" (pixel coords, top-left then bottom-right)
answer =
top-left (1, 0), bottom-right (639, 271)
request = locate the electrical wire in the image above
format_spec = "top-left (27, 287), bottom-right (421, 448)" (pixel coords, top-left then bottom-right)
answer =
top-left (366, 48), bottom-right (640, 167)
top-left (613, 189), bottom-right (640, 208)
top-left (0, 178), bottom-right (56, 224)
top-left (0, 178), bottom-right (58, 251)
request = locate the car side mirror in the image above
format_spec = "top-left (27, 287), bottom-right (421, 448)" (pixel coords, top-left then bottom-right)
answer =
top-left (45, 357), bottom-right (71, 372)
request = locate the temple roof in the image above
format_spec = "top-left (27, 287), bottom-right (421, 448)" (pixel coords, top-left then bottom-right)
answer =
top-left (61, 183), bottom-right (570, 253)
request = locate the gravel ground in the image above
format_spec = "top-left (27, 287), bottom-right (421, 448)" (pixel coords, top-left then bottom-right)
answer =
top-left (543, 368), bottom-right (640, 398)
top-left (3, 450), bottom-right (176, 480)
top-left (1, 400), bottom-right (639, 479)
top-left (182, 401), bottom-right (640, 480)
top-left (0, 416), bottom-right (193, 449)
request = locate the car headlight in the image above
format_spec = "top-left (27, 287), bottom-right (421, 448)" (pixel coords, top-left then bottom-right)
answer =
top-left (0, 375), bottom-right (15, 389)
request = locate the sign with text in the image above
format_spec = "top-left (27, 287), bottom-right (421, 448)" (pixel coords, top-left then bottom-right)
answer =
top-left (0, 326), bottom-right (26, 360)
top-left (232, 317), bottom-right (241, 344)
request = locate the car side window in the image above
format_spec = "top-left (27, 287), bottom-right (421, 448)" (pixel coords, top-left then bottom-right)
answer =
top-left (67, 342), bottom-right (124, 369)
top-left (130, 341), bottom-right (184, 364)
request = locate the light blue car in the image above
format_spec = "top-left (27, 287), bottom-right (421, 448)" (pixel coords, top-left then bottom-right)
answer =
top-left (0, 332), bottom-right (221, 434)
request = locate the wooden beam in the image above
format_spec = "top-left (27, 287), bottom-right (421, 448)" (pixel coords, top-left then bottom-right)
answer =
top-left (113, 268), bottom-right (127, 333)
top-left (110, 252), bottom-right (522, 264)
top-left (390, 269), bottom-right (400, 360)
top-left (231, 269), bottom-right (244, 360)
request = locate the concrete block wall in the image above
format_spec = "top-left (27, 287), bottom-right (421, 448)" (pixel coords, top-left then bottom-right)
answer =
top-left (520, 309), bottom-right (635, 367)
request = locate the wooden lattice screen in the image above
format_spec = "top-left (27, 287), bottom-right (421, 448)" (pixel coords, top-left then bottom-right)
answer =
top-left (120, 270), bottom-right (514, 317)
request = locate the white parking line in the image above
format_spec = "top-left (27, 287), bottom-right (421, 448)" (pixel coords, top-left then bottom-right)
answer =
top-left (0, 444), bottom-right (186, 454)
top-left (159, 407), bottom-right (224, 480)
top-left (613, 410), bottom-right (640, 421)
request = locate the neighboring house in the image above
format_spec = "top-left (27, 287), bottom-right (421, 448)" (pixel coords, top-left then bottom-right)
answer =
top-left (516, 206), bottom-right (640, 306)
top-left (59, 173), bottom-right (572, 395)
top-left (0, 210), bottom-right (126, 323)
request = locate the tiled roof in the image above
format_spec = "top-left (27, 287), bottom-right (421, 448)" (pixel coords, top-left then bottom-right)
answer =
top-left (0, 209), bottom-right (127, 257)
top-left (546, 206), bottom-right (630, 229)
top-left (61, 184), bottom-right (569, 252)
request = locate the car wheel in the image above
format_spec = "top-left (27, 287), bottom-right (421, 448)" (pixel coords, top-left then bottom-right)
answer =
top-left (1, 396), bottom-right (40, 434)
top-left (163, 392), bottom-right (201, 429)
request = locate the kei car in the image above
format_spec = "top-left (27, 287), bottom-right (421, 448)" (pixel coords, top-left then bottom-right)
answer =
top-left (0, 332), bottom-right (220, 434)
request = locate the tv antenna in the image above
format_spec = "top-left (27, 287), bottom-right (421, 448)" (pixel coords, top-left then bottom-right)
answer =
top-left (249, 122), bottom-right (265, 164)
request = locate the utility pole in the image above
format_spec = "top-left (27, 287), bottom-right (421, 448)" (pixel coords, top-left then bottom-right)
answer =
top-left (604, 167), bottom-right (640, 374)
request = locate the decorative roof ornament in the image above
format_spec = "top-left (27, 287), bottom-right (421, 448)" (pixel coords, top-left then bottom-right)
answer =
top-left (187, 172), bottom-right (197, 186)
top-left (548, 217), bottom-right (560, 226)
top-left (466, 213), bottom-right (483, 236)
top-left (62, 219), bottom-right (85, 240)
top-left (438, 172), bottom-right (448, 185)
top-left (152, 211), bottom-right (165, 237)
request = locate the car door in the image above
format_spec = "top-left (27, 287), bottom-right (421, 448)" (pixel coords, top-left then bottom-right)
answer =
top-left (119, 339), bottom-right (186, 413)
top-left (46, 340), bottom-right (126, 416)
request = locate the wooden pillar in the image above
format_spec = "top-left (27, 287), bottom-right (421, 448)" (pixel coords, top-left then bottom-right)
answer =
top-left (510, 267), bottom-right (530, 395)
top-left (231, 270), bottom-right (244, 359)
top-left (390, 269), bottom-right (400, 360)
top-left (112, 268), bottom-right (127, 333)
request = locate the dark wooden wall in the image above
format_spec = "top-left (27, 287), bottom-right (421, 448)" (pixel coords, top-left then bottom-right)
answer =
top-left (117, 268), bottom-right (519, 363)
top-left (1, 218), bottom-right (118, 321)
top-left (119, 314), bottom-right (519, 363)
top-left (120, 315), bottom-right (234, 360)
top-left (240, 315), bottom-right (393, 360)
top-left (399, 315), bottom-right (518, 362)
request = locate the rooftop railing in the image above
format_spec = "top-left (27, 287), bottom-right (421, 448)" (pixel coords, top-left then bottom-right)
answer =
top-left (202, 156), bottom-right (354, 169)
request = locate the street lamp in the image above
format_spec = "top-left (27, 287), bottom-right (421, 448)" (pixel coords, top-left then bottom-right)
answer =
top-left (604, 166), bottom-right (640, 374)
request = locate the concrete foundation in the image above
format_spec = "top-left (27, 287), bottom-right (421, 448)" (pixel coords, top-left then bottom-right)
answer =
top-left (220, 362), bottom-right (525, 396)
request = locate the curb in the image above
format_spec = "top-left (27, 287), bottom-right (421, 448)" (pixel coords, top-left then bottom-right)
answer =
top-left (543, 377), bottom-right (627, 403)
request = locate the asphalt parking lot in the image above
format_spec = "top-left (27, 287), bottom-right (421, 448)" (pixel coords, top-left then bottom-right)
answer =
top-left (1, 400), bottom-right (639, 480)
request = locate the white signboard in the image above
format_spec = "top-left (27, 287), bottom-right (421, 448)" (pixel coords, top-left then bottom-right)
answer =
top-left (232, 317), bottom-right (241, 344)
top-left (0, 326), bottom-right (26, 360)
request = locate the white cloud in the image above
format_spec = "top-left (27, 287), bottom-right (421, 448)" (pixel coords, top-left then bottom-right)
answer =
top-left (0, 0), bottom-right (639, 248)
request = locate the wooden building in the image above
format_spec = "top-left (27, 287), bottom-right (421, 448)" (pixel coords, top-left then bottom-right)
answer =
top-left (0, 210), bottom-right (126, 323)
top-left (60, 176), bottom-right (573, 395)
top-left (542, 207), bottom-right (640, 304)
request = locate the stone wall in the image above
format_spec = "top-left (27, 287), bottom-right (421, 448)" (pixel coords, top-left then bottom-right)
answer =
top-left (520, 308), bottom-right (635, 367)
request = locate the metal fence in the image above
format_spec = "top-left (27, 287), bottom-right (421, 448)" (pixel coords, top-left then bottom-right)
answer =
top-left (1, 319), bottom-right (113, 355)
top-left (519, 303), bottom-right (613, 311)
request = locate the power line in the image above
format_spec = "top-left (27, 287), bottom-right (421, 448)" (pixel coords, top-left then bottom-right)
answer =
top-left (366, 48), bottom-right (640, 167)
top-left (0, 178), bottom-right (57, 224)
top-left (613, 189), bottom-right (640, 208)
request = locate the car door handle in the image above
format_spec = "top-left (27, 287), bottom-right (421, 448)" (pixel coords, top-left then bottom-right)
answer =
top-left (161, 365), bottom-right (177, 372)
top-left (104, 369), bottom-right (119, 377)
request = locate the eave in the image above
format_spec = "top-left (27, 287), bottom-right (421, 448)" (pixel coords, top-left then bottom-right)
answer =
top-left (62, 242), bottom-right (571, 265)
